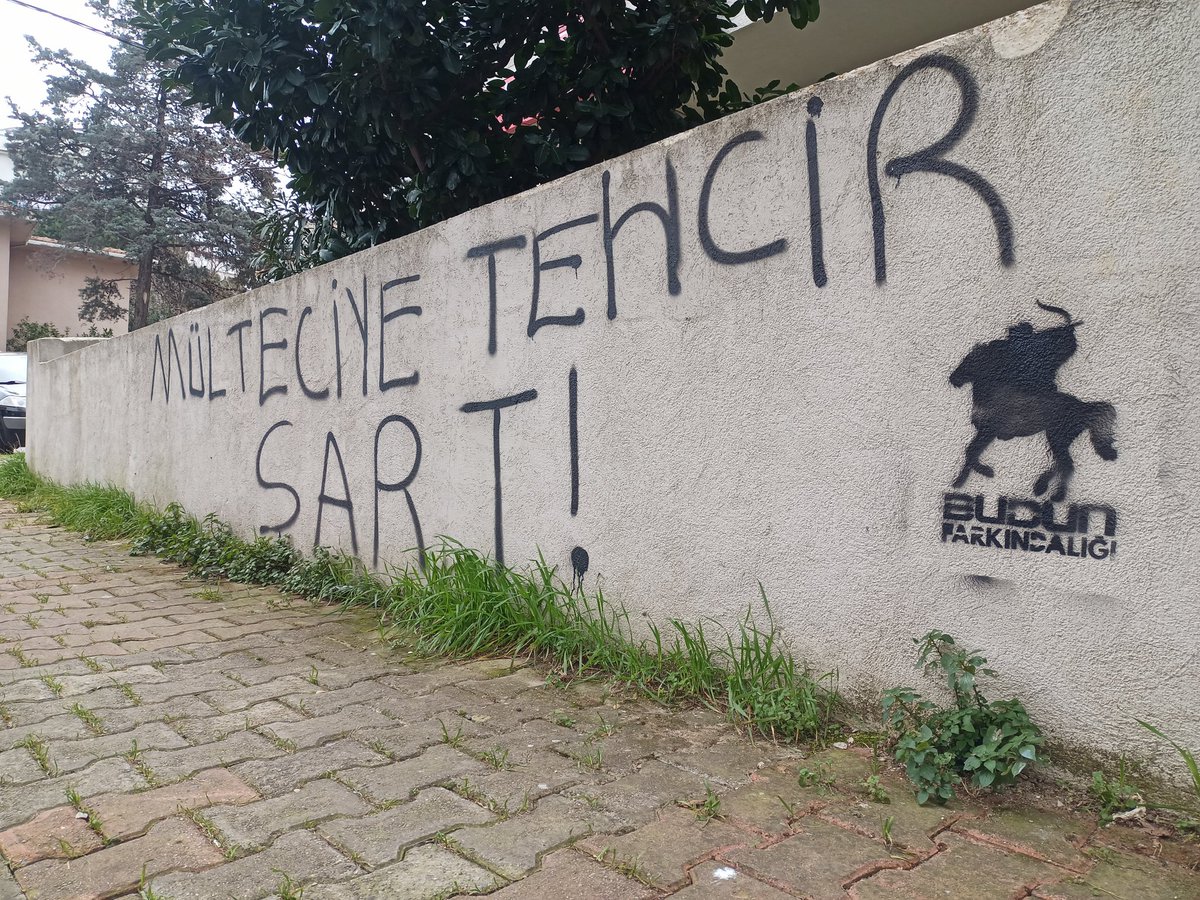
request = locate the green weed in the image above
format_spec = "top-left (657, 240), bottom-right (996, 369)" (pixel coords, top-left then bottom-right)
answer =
top-left (70, 703), bottom-right (106, 735)
top-left (883, 630), bottom-right (1042, 805)
top-left (65, 786), bottom-right (106, 841)
top-left (113, 682), bottom-right (142, 706)
top-left (1091, 760), bottom-right (1143, 825)
top-left (40, 674), bottom-right (64, 697)
top-left (8, 645), bottom-right (37, 668)
top-left (18, 733), bottom-right (56, 775)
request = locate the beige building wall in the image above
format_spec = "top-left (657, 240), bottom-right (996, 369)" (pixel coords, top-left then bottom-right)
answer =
top-left (26, 1), bottom-right (1200, 775)
top-left (0, 220), bottom-right (11, 338)
top-left (6, 243), bottom-right (132, 340)
top-left (724, 0), bottom-right (1041, 92)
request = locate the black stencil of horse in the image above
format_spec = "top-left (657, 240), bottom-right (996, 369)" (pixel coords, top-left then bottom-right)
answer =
top-left (949, 303), bottom-right (1117, 502)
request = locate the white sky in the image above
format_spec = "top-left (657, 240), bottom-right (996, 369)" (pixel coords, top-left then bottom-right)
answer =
top-left (0, 0), bottom-right (116, 130)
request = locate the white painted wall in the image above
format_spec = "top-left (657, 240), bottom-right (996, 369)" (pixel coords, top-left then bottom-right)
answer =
top-left (27, 0), bottom-right (1200, 772)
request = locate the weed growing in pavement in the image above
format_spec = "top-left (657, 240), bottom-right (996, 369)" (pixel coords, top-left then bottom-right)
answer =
top-left (8, 645), bottom-right (37, 668)
top-left (574, 745), bottom-right (604, 771)
top-left (78, 655), bottom-right (104, 673)
top-left (113, 682), bottom-right (143, 706)
top-left (180, 807), bottom-right (236, 859)
top-left (0, 453), bottom-right (842, 746)
top-left (0, 704), bottom-right (11, 727)
top-left (305, 665), bottom-right (320, 685)
top-left (862, 773), bottom-right (891, 804)
top-left (17, 733), bottom-right (56, 775)
top-left (65, 786), bottom-right (106, 841)
top-left (685, 783), bottom-right (723, 823)
top-left (882, 815), bottom-right (896, 846)
top-left (882, 630), bottom-right (1043, 806)
top-left (275, 872), bottom-right (306, 900)
top-left (796, 762), bottom-right (835, 792)
top-left (21, 614), bottom-right (39, 629)
top-left (477, 747), bottom-right (510, 770)
top-left (69, 703), bottom-right (106, 735)
top-left (439, 720), bottom-right (466, 749)
top-left (1091, 759), bottom-right (1143, 825)
top-left (40, 674), bottom-right (64, 697)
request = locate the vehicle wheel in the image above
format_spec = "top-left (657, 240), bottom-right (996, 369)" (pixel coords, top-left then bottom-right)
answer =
top-left (0, 423), bottom-right (18, 453)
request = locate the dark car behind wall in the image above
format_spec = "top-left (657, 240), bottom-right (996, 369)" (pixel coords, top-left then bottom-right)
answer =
top-left (0, 353), bottom-right (28, 452)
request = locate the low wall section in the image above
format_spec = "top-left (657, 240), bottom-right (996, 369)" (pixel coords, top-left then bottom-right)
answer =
top-left (28, 0), bottom-right (1200, 768)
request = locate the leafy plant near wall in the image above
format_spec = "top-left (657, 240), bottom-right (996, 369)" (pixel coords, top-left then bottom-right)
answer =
top-left (0, 454), bottom-right (840, 745)
top-left (882, 630), bottom-right (1043, 805)
top-left (7, 319), bottom-right (62, 352)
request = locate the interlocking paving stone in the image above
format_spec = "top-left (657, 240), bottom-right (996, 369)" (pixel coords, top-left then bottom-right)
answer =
top-left (303, 845), bottom-right (500, 899)
top-left (148, 830), bottom-right (361, 899)
top-left (563, 759), bottom-right (714, 826)
top-left (204, 778), bottom-right (370, 850)
top-left (0, 866), bottom-right (20, 900)
top-left (230, 736), bottom-right (387, 796)
top-left (0, 805), bottom-right (104, 867)
top-left (483, 848), bottom-right (656, 900)
top-left (138, 730), bottom-right (284, 782)
top-left (89, 767), bottom-right (260, 841)
top-left (0, 757), bottom-right (146, 830)
top-left (48, 721), bottom-right (191, 774)
top-left (579, 804), bottom-right (750, 890)
top-left (260, 704), bottom-right (395, 746)
top-left (1033, 849), bottom-right (1200, 900)
top-left (319, 786), bottom-right (495, 866)
top-left (725, 817), bottom-right (893, 900)
top-left (453, 794), bottom-right (618, 879)
top-left (14, 816), bottom-right (223, 899)
top-left (336, 744), bottom-right (488, 802)
top-left (854, 832), bottom-right (1060, 900)
top-left (671, 860), bottom-right (795, 898)
top-left (169, 699), bottom-right (305, 743)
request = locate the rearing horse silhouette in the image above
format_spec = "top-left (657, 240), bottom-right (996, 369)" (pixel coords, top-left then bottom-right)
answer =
top-left (950, 303), bottom-right (1117, 502)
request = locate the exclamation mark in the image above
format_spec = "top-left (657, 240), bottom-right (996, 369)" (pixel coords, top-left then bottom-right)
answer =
top-left (568, 366), bottom-right (589, 588)
top-left (806, 95), bottom-right (828, 288)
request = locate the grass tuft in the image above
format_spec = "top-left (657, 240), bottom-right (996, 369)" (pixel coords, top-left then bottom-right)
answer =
top-left (0, 453), bottom-right (841, 745)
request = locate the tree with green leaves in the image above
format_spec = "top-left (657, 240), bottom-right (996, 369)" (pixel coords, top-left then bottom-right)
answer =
top-left (1, 6), bottom-right (279, 330)
top-left (131, 0), bottom-right (821, 277)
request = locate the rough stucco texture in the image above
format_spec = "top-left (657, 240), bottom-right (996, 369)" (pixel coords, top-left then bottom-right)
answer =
top-left (26, 0), bottom-right (1200, 767)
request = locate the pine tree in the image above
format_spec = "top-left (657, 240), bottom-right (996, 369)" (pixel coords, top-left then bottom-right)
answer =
top-left (1, 9), bottom-right (278, 330)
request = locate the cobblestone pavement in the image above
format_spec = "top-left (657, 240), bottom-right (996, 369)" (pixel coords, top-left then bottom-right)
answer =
top-left (1, 501), bottom-right (1198, 899)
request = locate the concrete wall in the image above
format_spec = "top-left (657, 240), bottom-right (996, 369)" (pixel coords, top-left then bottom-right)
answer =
top-left (27, 0), bottom-right (1200, 771)
top-left (7, 244), bottom-right (132, 339)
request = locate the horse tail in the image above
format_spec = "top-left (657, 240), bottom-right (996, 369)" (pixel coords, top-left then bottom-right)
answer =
top-left (1086, 401), bottom-right (1118, 461)
top-left (1036, 301), bottom-right (1073, 323)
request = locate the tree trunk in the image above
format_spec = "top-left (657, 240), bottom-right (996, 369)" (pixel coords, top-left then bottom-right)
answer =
top-left (129, 86), bottom-right (169, 331)
top-left (128, 250), bottom-right (154, 331)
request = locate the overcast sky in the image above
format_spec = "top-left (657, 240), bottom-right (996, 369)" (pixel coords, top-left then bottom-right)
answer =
top-left (1, 0), bottom-right (116, 130)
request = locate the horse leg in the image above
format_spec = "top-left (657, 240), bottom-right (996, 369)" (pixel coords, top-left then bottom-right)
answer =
top-left (1036, 425), bottom-right (1079, 502)
top-left (953, 428), bottom-right (994, 488)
